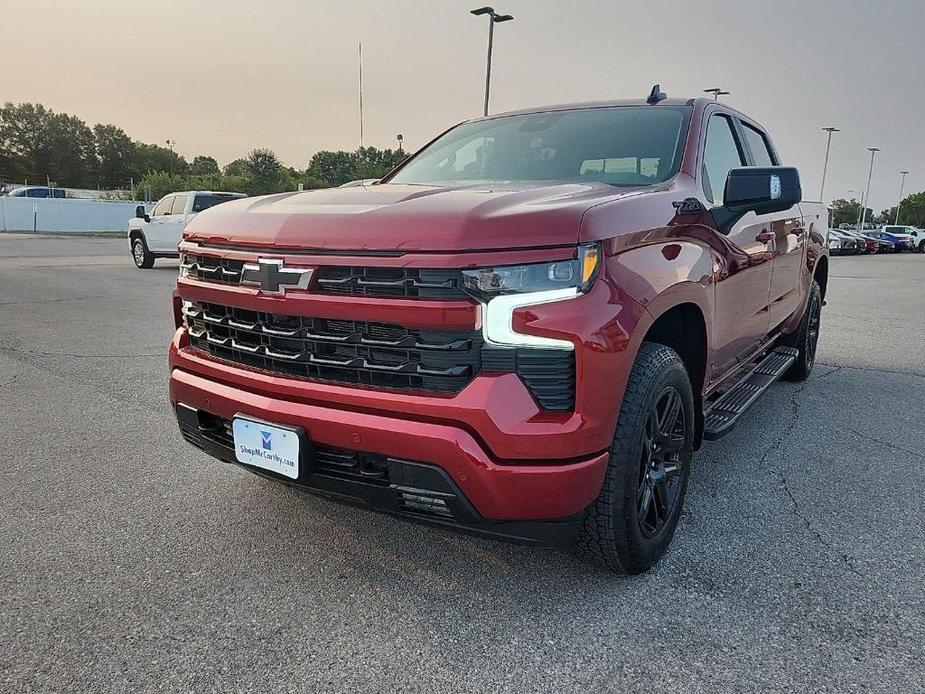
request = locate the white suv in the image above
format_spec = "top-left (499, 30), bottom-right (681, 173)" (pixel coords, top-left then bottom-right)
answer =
top-left (128, 191), bottom-right (245, 268)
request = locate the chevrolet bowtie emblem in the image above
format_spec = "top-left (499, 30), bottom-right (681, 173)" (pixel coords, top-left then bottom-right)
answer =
top-left (241, 259), bottom-right (314, 294)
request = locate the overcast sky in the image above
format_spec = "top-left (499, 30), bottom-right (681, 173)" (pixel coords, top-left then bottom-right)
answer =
top-left (4, 0), bottom-right (924, 211)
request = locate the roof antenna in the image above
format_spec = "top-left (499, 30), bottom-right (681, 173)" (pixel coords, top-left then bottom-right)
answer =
top-left (646, 83), bottom-right (667, 104)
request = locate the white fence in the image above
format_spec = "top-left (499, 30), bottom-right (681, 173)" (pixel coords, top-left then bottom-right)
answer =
top-left (0, 196), bottom-right (153, 233)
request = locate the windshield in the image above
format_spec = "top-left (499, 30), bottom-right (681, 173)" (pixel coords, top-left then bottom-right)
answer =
top-left (389, 106), bottom-right (691, 187)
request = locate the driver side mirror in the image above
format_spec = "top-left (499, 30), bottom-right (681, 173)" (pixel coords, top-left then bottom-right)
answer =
top-left (713, 167), bottom-right (801, 233)
top-left (135, 204), bottom-right (150, 223)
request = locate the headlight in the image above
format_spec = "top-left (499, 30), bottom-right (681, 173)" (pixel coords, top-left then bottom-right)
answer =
top-left (463, 244), bottom-right (601, 350)
top-left (461, 244), bottom-right (600, 301)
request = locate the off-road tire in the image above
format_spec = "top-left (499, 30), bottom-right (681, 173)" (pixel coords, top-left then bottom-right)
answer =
top-left (780, 280), bottom-right (822, 381)
top-left (576, 342), bottom-right (694, 574)
top-left (132, 235), bottom-right (155, 269)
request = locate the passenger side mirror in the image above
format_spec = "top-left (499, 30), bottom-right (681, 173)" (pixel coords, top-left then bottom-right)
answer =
top-left (135, 204), bottom-right (150, 222)
top-left (713, 167), bottom-right (801, 233)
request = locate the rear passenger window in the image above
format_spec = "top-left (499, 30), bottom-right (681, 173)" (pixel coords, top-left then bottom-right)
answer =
top-left (702, 115), bottom-right (745, 206)
top-left (170, 194), bottom-right (189, 215)
top-left (741, 123), bottom-right (776, 167)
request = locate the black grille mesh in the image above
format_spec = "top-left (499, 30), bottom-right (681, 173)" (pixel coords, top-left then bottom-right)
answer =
top-left (185, 301), bottom-right (481, 392)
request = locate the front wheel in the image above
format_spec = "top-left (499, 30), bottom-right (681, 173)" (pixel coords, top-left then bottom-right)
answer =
top-left (918, 241), bottom-right (925, 253)
top-left (132, 236), bottom-right (155, 269)
top-left (576, 342), bottom-right (694, 574)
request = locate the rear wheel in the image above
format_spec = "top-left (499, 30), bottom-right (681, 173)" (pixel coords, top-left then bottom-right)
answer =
top-left (576, 342), bottom-right (694, 574)
top-left (132, 236), bottom-right (155, 269)
top-left (918, 241), bottom-right (925, 253)
top-left (781, 280), bottom-right (821, 381)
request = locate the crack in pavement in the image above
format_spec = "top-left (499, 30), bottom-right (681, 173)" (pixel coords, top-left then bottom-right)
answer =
top-left (0, 345), bottom-right (163, 359)
top-left (817, 361), bottom-right (925, 380)
top-left (0, 295), bottom-right (109, 306)
top-left (846, 429), bottom-right (924, 460)
top-left (760, 378), bottom-right (861, 577)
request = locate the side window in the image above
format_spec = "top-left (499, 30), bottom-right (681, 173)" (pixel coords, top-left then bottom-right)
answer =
top-left (151, 196), bottom-right (173, 217)
top-left (741, 124), bottom-right (776, 167)
top-left (170, 194), bottom-right (189, 215)
top-left (702, 115), bottom-right (745, 206)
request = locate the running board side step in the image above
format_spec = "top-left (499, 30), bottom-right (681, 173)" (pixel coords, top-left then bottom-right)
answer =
top-left (702, 346), bottom-right (799, 441)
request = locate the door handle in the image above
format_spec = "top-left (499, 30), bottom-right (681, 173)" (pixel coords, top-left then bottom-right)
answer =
top-left (755, 230), bottom-right (774, 243)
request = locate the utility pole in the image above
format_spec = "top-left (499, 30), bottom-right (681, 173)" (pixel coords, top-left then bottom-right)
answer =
top-left (859, 147), bottom-right (880, 231)
top-left (894, 171), bottom-right (910, 224)
top-left (471, 7), bottom-right (513, 116)
top-left (819, 127), bottom-right (839, 201)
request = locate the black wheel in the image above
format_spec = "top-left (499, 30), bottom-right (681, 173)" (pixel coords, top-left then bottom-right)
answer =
top-left (781, 280), bottom-right (822, 381)
top-left (918, 241), bottom-right (925, 253)
top-left (132, 236), bottom-right (155, 269)
top-left (576, 342), bottom-right (694, 574)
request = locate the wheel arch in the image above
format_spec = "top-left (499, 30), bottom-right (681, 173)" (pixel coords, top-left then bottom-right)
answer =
top-left (639, 301), bottom-right (708, 448)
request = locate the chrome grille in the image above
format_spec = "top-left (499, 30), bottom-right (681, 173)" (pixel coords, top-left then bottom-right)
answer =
top-left (183, 301), bottom-right (482, 392)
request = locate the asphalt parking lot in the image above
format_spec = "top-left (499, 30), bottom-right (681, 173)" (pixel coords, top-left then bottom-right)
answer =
top-left (1, 233), bottom-right (922, 693)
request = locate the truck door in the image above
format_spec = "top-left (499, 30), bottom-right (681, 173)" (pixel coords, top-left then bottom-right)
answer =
top-left (144, 195), bottom-right (175, 252)
top-left (702, 114), bottom-right (774, 379)
top-left (738, 122), bottom-right (806, 331)
top-left (147, 194), bottom-right (188, 253)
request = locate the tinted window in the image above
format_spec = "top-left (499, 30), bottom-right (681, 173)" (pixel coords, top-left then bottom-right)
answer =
top-left (151, 196), bottom-right (173, 216)
top-left (741, 123), bottom-right (775, 166)
top-left (26, 188), bottom-right (50, 198)
top-left (390, 106), bottom-right (691, 187)
top-left (192, 194), bottom-right (240, 213)
top-left (702, 115), bottom-right (745, 206)
top-left (170, 194), bottom-right (189, 215)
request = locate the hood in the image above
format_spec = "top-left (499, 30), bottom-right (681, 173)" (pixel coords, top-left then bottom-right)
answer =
top-left (183, 182), bottom-right (643, 253)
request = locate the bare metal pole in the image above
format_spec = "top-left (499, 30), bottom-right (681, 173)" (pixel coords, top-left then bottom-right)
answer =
top-left (819, 127), bottom-right (839, 201)
top-left (859, 147), bottom-right (879, 230)
top-left (894, 171), bottom-right (909, 224)
top-left (472, 8), bottom-right (512, 117)
top-left (484, 18), bottom-right (494, 116)
top-left (358, 43), bottom-right (364, 148)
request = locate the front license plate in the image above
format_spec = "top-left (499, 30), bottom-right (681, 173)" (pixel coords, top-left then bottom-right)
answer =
top-left (232, 417), bottom-right (300, 479)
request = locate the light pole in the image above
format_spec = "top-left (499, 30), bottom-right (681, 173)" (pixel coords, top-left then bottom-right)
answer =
top-left (703, 88), bottom-right (730, 101)
top-left (471, 7), bottom-right (513, 116)
top-left (894, 171), bottom-right (910, 224)
top-left (859, 147), bottom-right (880, 231)
top-left (819, 127), bottom-right (839, 201)
top-left (396, 133), bottom-right (404, 152)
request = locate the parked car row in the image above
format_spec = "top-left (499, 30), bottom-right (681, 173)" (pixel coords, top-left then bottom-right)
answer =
top-left (827, 226), bottom-right (921, 255)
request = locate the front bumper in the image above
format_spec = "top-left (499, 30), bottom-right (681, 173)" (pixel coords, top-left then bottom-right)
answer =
top-left (169, 366), bottom-right (609, 542)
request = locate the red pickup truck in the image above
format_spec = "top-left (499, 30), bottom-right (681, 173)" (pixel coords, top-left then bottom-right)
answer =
top-left (169, 92), bottom-right (828, 574)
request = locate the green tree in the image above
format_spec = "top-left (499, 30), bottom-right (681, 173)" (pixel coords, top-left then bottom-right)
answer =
top-left (93, 124), bottom-right (136, 189)
top-left (305, 147), bottom-right (406, 187)
top-left (829, 198), bottom-right (874, 228)
top-left (0, 102), bottom-right (96, 187)
top-left (190, 155), bottom-right (219, 175)
top-left (133, 142), bottom-right (188, 178)
top-left (879, 191), bottom-right (925, 228)
top-left (223, 158), bottom-right (249, 177)
top-left (135, 171), bottom-right (188, 201)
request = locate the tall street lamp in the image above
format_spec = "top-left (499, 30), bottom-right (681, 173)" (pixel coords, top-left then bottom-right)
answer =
top-left (859, 147), bottom-right (880, 231)
top-left (703, 88), bottom-right (730, 101)
top-left (471, 7), bottom-right (513, 116)
top-left (895, 170), bottom-right (910, 224)
top-left (819, 127), bottom-right (840, 201)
